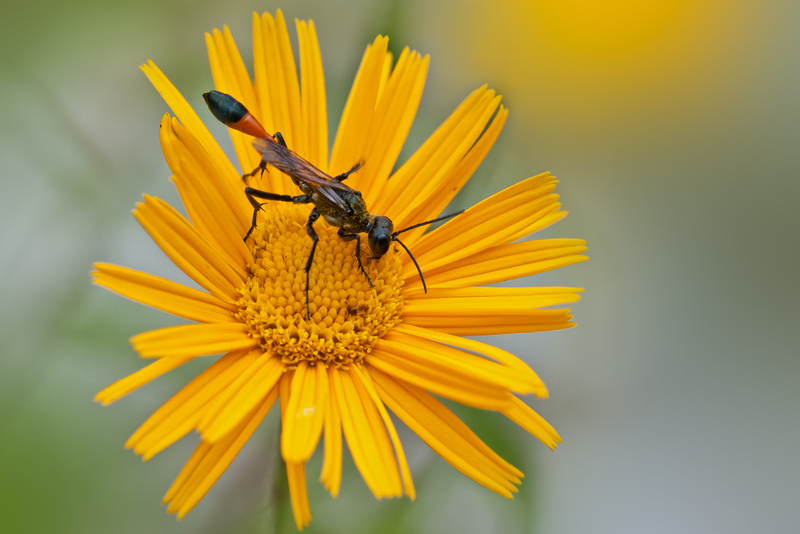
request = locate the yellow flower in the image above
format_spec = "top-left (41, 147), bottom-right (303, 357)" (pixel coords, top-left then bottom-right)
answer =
top-left (94, 10), bottom-right (587, 530)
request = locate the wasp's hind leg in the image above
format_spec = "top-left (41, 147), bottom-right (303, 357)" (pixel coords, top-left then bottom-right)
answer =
top-left (303, 208), bottom-right (321, 320)
top-left (273, 132), bottom-right (287, 147)
top-left (338, 229), bottom-right (374, 289)
top-left (243, 188), bottom-right (311, 241)
top-left (242, 133), bottom-right (285, 183)
top-left (242, 160), bottom-right (267, 183)
top-left (333, 159), bottom-right (364, 183)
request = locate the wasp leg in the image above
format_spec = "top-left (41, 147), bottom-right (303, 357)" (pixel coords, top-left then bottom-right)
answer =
top-left (244, 194), bottom-right (264, 241)
top-left (242, 134), bottom-right (286, 183)
top-left (333, 159), bottom-right (364, 183)
top-left (243, 188), bottom-right (311, 241)
top-left (304, 208), bottom-right (321, 320)
top-left (242, 160), bottom-right (267, 183)
top-left (269, 132), bottom-right (308, 191)
top-left (338, 229), bottom-right (374, 289)
top-left (273, 132), bottom-right (287, 148)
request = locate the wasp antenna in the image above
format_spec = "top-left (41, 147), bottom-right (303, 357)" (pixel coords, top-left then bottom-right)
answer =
top-left (393, 237), bottom-right (427, 293)
top-left (392, 210), bottom-right (465, 238)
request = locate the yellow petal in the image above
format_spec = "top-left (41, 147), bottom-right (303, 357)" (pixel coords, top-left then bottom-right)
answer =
top-left (128, 349), bottom-right (260, 459)
top-left (296, 19), bottom-right (328, 170)
top-left (133, 196), bottom-right (243, 302)
top-left (196, 350), bottom-right (279, 438)
top-left (401, 288), bottom-right (580, 336)
top-left (92, 263), bottom-right (236, 324)
top-left (407, 308), bottom-right (572, 335)
top-left (319, 367), bottom-right (343, 497)
top-left (94, 356), bottom-right (193, 405)
top-left (500, 395), bottom-right (562, 450)
top-left (287, 461), bottom-right (312, 530)
top-left (370, 368), bottom-right (521, 498)
top-left (281, 362), bottom-right (328, 462)
top-left (403, 292), bottom-right (577, 315)
top-left (366, 345), bottom-right (511, 410)
top-left (160, 116), bottom-right (253, 259)
top-left (330, 367), bottom-right (402, 498)
top-left (376, 50), bottom-right (393, 104)
top-left (407, 176), bottom-right (562, 271)
top-left (206, 26), bottom-right (262, 176)
top-left (274, 10), bottom-right (304, 153)
top-left (405, 284), bottom-right (584, 307)
top-left (329, 35), bottom-right (389, 176)
top-left (279, 373), bottom-right (313, 530)
top-left (352, 365), bottom-right (415, 500)
top-left (198, 353), bottom-right (283, 443)
top-left (388, 324), bottom-right (548, 397)
top-left (394, 104), bottom-right (507, 235)
top-left (353, 49), bottom-right (429, 205)
top-left (140, 61), bottom-right (242, 189)
top-left (131, 323), bottom-right (255, 358)
top-left (393, 322), bottom-right (543, 373)
top-left (407, 172), bottom-right (552, 252)
top-left (380, 330), bottom-right (544, 395)
top-left (253, 11), bottom-right (302, 156)
top-left (404, 239), bottom-right (587, 290)
top-left (376, 86), bottom-right (500, 223)
top-left (432, 318), bottom-right (576, 336)
top-left (250, 12), bottom-right (276, 143)
top-left (164, 389), bottom-right (277, 518)
top-left (247, 11), bottom-right (309, 194)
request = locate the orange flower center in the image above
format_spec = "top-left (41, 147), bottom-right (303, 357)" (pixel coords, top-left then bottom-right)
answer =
top-left (235, 204), bottom-right (404, 367)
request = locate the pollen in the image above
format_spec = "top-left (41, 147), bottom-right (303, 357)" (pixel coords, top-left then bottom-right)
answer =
top-left (235, 204), bottom-right (405, 368)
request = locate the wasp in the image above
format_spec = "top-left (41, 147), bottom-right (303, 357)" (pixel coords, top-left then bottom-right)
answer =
top-left (203, 90), bottom-right (462, 319)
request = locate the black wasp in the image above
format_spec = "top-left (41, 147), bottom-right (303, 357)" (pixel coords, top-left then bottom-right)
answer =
top-left (203, 90), bottom-right (462, 319)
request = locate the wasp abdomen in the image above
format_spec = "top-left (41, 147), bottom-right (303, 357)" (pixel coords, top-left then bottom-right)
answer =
top-left (203, 90), bottom-right (267, 138)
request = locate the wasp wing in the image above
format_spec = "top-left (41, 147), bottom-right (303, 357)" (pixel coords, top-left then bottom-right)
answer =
top-left (252, 137), bottom-right (354, 211)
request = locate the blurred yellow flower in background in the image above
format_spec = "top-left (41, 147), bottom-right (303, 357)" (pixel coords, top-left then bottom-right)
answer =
top-left (93, 10), bottom-right (586, 530)
top-left (443, 0), bottom-right (736, 129)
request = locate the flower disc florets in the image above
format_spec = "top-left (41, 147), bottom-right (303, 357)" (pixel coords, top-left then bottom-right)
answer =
top-left (235, 205), bottom-right (404, 368)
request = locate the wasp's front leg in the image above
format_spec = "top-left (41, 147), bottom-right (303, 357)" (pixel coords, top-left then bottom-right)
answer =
top-left (338, 229), bottom-right (373, 289)
top-left (303, 208), bottom-right (322, 320)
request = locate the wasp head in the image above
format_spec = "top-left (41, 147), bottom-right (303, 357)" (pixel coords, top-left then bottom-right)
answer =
top-left (367, 215), bottom-right (394, 258)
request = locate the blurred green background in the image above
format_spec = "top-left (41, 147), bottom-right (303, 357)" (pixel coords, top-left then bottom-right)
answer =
top-left (1, 0), bottom-right (798, 532)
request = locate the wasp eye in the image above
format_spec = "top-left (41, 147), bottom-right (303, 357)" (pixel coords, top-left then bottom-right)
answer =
top-left (368, 216), bottom-right (394, 258)
top-left (370, 234), bottom-right (390, 258)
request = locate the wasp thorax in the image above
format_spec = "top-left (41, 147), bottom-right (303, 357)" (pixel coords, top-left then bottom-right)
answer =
top-left (368, 215), bottom-right (394, 258)
top-left (235, 205), bottom-right (405, 368)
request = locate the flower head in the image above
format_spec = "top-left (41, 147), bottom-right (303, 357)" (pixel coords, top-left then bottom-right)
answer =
top-left (94, 10), bottom-right (587, 530)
